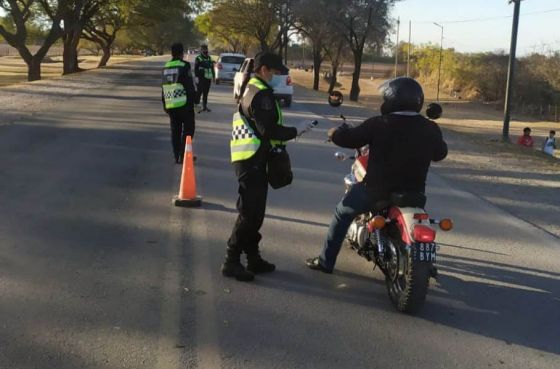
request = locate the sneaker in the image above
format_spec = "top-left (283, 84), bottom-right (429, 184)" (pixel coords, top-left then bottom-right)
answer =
top-left (306, 257), bottom-right (333, 274)
top-left (221, 262), bottom-right (255, 282)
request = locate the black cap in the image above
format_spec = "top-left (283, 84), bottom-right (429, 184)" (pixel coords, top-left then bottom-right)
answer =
top-left (254, 51), bottom-right (289, 74)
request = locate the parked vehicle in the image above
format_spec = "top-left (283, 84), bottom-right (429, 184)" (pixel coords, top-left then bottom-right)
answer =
top-left (215, 53), bottom-right (245, 84)
top-left (233, 57), bottom-right (294, 107)
top-left (330, 95), bottom-right (453, 314)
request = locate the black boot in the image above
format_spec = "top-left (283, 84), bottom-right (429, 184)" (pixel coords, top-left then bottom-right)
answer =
top-left (246, 252), bottom-right (276, 274)
top-left (221, 248), bottom-right (254, 282)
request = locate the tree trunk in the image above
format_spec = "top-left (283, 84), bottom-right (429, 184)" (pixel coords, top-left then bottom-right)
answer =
top-left (63, 37), bottom-right (78, 74)
top-left (63, 28), bottom-right (82, 75)
top-left (312, 46), bottom-right (322, 91)
top-left (27, 56), bottom-right (42, 82)
top-left (350, 50), bottom-right (363, 101)
top-left (98, 47), bottom-right (111, 67)
top-left (328, 62), bottom-right (338, 94)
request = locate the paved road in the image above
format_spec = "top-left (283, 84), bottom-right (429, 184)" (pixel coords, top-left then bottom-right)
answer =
top-left (0, 57), bottom-right (559, 369)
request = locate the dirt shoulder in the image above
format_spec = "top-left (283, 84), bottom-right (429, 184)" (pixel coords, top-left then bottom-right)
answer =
top-left (291, 70), bottom-right (560, 239)
top-left (0, 55), bottom-right (157, 127)
top-left (0, 54), bottom-right (145, 87)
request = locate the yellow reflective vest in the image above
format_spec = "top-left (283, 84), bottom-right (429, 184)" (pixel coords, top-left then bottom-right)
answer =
top-left (162, 60), bottom-right (187, 109)
top-left (230, 78), bottom-right (285, 163)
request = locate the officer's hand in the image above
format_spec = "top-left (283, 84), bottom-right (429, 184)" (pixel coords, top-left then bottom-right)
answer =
top-left (194, 77), bottom-right (199, 84)
top-left (292, 120), bottom-right (316, 137)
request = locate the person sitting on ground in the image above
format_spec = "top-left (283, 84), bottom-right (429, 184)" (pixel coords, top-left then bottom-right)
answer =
top-left (542, 130), bottom-right (556, 156)
top-left (517, 127), bottom-right (534, 148)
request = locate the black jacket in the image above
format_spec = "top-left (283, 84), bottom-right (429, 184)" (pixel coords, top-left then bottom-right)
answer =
top-left (235, 77), bottom-right (297, 173)
top-left (161, 58), bottom-right (196, 111)
top-left (194, 54), bottom-right (216, 80)
top-left (332, 113), bottom-right (447, 194)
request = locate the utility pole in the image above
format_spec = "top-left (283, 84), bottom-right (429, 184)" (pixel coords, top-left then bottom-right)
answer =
top-left (283, 1), bottom-right (289, 65)
top-left (302, 40), bottom-right (305, 68)
top-left (407, 20), bottom-right (412, 77)
top-left (433, 22), bottom-right (444, 101)
top-left (394, 17), bottom-right (400, 78)
top-left (503, 0), bottom-right (522, 142)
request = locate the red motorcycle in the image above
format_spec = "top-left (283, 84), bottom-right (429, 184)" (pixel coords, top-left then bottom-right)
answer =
top-left (330, 95), bottom-right (453, 314)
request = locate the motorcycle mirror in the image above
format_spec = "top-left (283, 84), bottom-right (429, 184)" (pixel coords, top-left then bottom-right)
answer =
top-left (334, 152), bottom-right (347, 161)
top-left (426, 103), bottom-right (443, 120)
top-left (328, 91), bottom-right (343, 107)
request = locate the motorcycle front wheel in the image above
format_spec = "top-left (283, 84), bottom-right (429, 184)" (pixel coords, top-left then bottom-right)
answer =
top-left (384, 235), bottom-right (431, 314)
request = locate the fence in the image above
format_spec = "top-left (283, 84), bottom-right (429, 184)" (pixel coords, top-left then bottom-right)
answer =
top-left (0, 44), bottom-right (65, 58)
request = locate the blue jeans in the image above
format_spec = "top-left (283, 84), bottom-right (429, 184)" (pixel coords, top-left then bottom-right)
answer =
top-left (320, 182), bottom-right (385, 270)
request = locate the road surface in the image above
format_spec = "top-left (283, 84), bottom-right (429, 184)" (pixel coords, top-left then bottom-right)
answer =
top-left (0, 56), bottom-right (559, 369)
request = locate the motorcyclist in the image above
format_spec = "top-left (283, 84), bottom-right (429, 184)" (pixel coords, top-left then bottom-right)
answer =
top-left (306, 77), bottom-right (448, 273)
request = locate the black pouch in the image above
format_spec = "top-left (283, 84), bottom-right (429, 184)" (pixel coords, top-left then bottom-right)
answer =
top-left (267, 147), bottom-right (293, 189)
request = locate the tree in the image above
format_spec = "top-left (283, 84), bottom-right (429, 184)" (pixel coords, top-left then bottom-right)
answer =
top-left (82, 0), bottom-right (133, 67)
top-left (323, 32), bottom-right (347, 94)
top-left (0, 0), bottom-right (64, 81)
top-left (207, 0), bottom-right (291, 53)
top-left (126, 0), bottom-right (198, 55)
top-left (337, 0), bottom-right (394, 101)
top-left (59, 0), bottom-right (104, 75)
top-left (195, 11), bottom-right (255, 54)
top-left (294, 0), bottom-right (333, 90)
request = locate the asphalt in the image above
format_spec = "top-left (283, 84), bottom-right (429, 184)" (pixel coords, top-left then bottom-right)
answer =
top-left (0, 56), bottom-right (559, 369)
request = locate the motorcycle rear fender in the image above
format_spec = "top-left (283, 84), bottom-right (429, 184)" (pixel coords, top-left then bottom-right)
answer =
top-left (388, 207), bottom-right (433, 245)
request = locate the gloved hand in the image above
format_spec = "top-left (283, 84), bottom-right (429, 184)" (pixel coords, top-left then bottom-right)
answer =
top-left (291, 120), bottom-right (316, 136)
top-left (194, 77), bottom-right (199, 85)
top-left (328, 122), bottom-right (349, 140)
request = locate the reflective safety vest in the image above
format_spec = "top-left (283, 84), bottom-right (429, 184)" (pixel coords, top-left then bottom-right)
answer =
top-left (162, 60), bottom-right (187, 110)
top-left (196, 54), bottom-right (214, 80)
top-left (230, 78), bottom-right (285, 163)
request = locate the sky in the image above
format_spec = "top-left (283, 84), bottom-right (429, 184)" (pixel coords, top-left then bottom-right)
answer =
top-left (391, 0), bottom-right (560, 55)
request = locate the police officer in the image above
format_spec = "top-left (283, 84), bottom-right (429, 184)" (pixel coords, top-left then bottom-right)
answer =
top-left (194, 44), bottom-right (215, 113)
top-left (223, 52), bottom-right (316, 282)
top-left (162, 43), bottom-right (196, 163)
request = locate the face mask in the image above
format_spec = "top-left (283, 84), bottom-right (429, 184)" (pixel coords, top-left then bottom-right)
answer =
top-left (268, 74), bottom-right (282, 89)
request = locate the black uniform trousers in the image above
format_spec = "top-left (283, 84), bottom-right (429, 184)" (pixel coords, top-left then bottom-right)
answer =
top-left (167, 106), bottom-right (195, 161)
top-left (227, 162), bottom-right (268, 256)
top-left (196, 78), bottom-right (212, 108)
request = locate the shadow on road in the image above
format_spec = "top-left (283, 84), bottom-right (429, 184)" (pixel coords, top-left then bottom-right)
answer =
top-left (203, 201), bottom-right (330, 228)
top-left (418, 253), bottom-right (560, 355)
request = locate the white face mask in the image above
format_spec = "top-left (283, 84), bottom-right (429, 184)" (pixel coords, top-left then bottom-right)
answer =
top-left (268, 74), bottom-right (282, 89)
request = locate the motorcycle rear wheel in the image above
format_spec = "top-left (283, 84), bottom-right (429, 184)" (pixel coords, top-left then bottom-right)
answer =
top-left (385, 236), bottom-right (431, 314)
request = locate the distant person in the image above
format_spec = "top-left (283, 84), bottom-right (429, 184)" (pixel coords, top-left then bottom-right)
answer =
top-left (517, 127), bottom-right (534, 148)
top-left (194, 44), bottom-right (215, 113)
top-left (161, 43), bottom-right (196, 164)
top-left (542, 130), bottom-right (557, 156)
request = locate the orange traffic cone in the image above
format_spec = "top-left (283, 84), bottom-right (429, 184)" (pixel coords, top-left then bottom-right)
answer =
top-left (173, 136), bottom-right (202, 207)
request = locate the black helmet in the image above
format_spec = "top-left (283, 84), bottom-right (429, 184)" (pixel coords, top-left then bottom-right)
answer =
top-left (379, 77), bottom-right (424, 115)
top-left (426, 103), bottom-right (443, 120)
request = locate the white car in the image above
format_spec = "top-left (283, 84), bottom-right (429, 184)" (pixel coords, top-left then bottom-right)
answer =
top-left (215, 53), bottom-right (246, 84)
top-left (233, 57), bottom-right (294, 107)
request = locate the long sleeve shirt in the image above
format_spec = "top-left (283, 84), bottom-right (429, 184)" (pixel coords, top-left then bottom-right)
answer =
top-left (332, 114), bottom-right (448, 194)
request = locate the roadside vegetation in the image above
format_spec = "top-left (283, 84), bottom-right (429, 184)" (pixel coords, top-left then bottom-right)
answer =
top-left (408, 44), bottom-right (560, 122)
top-left (0, 0), bottom-right (203, 82)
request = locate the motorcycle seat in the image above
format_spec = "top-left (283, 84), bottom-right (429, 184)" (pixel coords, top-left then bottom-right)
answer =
top-left (390, 192), bottom-right (426, 208)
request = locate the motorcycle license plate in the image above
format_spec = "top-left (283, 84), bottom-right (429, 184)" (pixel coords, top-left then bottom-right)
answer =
top-left (414, 243), bottom-right (437, 262)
